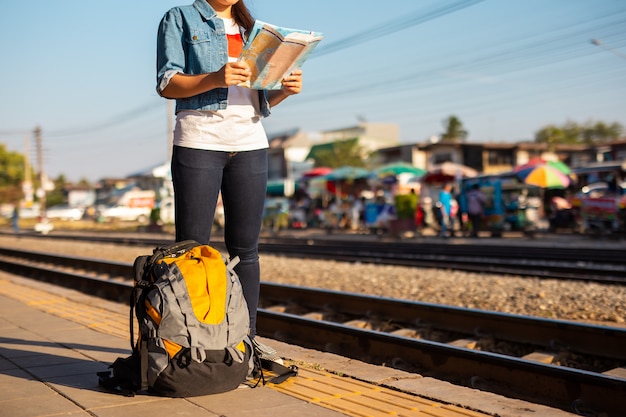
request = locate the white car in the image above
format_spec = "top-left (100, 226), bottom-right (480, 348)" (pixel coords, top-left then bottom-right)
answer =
top-left (45, 205), bottom-right (84, 221)
top-left (97, 205), bottom-right (152, 223)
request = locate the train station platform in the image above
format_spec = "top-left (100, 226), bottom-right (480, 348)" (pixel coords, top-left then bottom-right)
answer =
top-left (0, 271), bottom-right (577, 417)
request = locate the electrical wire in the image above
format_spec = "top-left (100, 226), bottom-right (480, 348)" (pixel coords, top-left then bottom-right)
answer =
top-left (3, 1), bottom-right (625, 150)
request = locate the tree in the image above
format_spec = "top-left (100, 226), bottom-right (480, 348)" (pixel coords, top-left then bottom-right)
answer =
top-left (581, 121), bottom-right (623, 144)
top-left (534, 125), bottom-right (568, 148)
top-left (312, 139), bottom-right (366, 168)
top-left (0, 144), bottom-right (27, 204)
top-left (535, 120), bottom-right (623, 145)
top-left (45, 174), bottom-right (69, 207)
top-left (441, 115), bottom-right (468, 142)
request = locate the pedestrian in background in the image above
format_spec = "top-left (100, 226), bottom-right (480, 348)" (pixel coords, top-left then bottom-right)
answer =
top-left (438, 183), bottom-right (453, 238)
top-left (466, 184), bottom-right (487, 237)
top-left (12, 204), bottom-right (19, 235)
top-left (156, 0), bottom-right (303, 360)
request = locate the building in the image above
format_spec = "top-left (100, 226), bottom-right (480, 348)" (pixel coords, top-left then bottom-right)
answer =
top-left (267, 128), bottom-right (314, 181)
top-left (376, 140), bottom-right (626, 175)
top-left (319, 122), bottom-right (400, 154)
top-left (266, 123), bottom-right (400, 196)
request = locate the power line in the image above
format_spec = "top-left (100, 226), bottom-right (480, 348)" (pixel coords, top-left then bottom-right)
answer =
top-left (4, 1), bottom-right (624, 148)
top-left (45, 100), bottom-right (164, 138)
top-left (591, 38), bottom-right (626, 60)
top-left (313, 0), bottom-right (485, 57)
top-left (7, 0), bottom-right (486, 140)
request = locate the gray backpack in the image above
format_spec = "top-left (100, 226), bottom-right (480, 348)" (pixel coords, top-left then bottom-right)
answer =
top-left (99, 240), bottom-right (253, 396)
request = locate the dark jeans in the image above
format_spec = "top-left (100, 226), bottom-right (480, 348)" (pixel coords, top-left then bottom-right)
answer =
top-left (469, 213), bottom-right (482, 236)
top-left (171, 145), bottom-right (268, 337)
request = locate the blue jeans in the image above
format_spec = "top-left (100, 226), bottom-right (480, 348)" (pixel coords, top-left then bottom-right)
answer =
top-left (171, 145), bottom-right (268, 337)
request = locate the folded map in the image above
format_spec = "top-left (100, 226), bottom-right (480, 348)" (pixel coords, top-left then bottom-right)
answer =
top-left (239, 20), bottom-right (323, 90)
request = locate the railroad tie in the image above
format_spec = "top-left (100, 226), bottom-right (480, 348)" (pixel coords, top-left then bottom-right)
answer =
top-left (522, 351), bottom-right (556, 364)
top-left (603, 366), bottom-right (626, 379)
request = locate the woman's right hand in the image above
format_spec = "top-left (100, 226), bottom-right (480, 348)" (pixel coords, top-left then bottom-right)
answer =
top-left (160, 62), bottom-right (251, 99)
top-left (220, 62), bottom-right (251, 87)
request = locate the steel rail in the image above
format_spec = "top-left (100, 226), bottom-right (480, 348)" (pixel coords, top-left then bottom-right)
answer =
top-left (260, 283), bottom-right (626, 360)
top-left (2, 231), bottom-right (624, 282)
top-left (1, 247), bottom-right (625, 358)
top-left (258, 311), bottom-right (626, 416)
top-left (0, 248), bottom-right (624, 415)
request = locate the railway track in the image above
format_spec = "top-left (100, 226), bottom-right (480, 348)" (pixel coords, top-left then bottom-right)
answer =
top-left (0, 245), bottom-right (625, 416)
top-left (3, 230), bottom-right (626, 282)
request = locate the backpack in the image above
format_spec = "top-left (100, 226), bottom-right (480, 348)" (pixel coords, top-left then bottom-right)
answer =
top-left (98, 240), bottom-right (254, 397)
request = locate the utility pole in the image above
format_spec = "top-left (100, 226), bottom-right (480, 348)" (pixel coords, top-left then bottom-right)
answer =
top-left (23, 134), bottom-right (33, 204)
top-left (33, 126), bottom-right (46, 214)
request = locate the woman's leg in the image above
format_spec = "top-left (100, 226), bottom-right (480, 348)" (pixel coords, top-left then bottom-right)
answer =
top-left (171, 146), bottom-right (226, 244)
top-left (220, 149), bottom-right (268, 338)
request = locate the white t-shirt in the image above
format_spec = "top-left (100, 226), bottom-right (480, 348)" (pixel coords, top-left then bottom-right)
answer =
top-left (173, 18), bottom-right (268, 152)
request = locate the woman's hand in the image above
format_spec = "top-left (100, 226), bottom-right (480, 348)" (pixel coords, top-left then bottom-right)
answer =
top-left (220, 62), bottom-right (251, 87)
top-left (281, 69), bottom-right (302, 95)
top-left (268, 70), bottom-right (303, 106)
top-left (161, 62), bottom-right (251, 99)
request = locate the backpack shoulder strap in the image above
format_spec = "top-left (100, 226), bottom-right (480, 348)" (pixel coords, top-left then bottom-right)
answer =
top-left (262, 359), bottom-right (299, 384)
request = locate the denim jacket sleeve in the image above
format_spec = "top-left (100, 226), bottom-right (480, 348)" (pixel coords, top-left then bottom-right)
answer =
top-left (155, 3), bottom-right (270, 117)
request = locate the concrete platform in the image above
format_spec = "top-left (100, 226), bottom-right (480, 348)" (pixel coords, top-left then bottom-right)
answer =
top-left (0, 271), bottom-right (577, 417)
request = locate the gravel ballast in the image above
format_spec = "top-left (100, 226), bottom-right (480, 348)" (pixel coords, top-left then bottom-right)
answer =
top-left (1, 234), bottom-right (624, 327)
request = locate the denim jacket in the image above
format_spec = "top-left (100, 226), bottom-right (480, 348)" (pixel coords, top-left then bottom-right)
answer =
top-left (156, 0), bottom-right (270, 117)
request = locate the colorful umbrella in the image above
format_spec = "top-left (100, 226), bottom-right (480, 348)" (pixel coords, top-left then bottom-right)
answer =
top-left (514, 159), bottom-right (571, 176)
top-left (546, 160), bottom-right (572, 175)
top-left (374, 162), bottom-right (426, 177)
top-left (323, 166), bottom-right (372, 181)
top-left (301, 166), bottom-right (333, 178)
top-left (421, 162), bottom-right (477, 183)
top-left (517, 164), bottom-right (571, 189)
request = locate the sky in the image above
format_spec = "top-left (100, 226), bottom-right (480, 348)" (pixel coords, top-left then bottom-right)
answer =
top-left (0, 0), bottom-right (625, 182)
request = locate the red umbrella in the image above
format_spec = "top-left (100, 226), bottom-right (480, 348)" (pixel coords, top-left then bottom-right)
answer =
top-left (301, 167), bottom-right (333, 178)
top-left (421, 162), bottom-right (478, 183)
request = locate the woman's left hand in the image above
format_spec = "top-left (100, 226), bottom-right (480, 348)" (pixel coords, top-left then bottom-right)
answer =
top-left (281, 70), bottom-right (303, 95)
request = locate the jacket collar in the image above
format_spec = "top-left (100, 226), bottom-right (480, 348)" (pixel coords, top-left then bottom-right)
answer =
top-left (193, 0), bottom-right (217, 20)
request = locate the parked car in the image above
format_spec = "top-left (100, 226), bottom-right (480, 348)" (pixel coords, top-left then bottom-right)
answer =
top-left (45, 205), bottom-right (84, 221)
top-left (16, 206), bottom-right (41, 219)
top-left (156, 196), bottom-right (224, 228)
top-left (96, 204), bottom-right (152, 223)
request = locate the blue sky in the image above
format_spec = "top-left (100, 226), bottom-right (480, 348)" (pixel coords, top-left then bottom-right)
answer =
top-left (0, 0), bottom-right (625, 182)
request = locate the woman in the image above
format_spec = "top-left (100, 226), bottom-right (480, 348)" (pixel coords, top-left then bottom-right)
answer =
top-left (156, 0), bottom-right (303, 359)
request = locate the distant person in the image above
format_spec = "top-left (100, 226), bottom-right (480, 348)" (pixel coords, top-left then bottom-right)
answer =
top-left (351, 196), bottom-right (365, 231)
top-left (438, 183), bottom-right (453, 238)
top-left (549, 195), bottom-right (573, 231)
top-left (466, 184), bottom-right (487, 237)
top-left (12, 205), bottom-right (19, 235)
top-left (606, 173), bottom-right (618, 194)
top-left (156, 0), bottom-right (303, 361)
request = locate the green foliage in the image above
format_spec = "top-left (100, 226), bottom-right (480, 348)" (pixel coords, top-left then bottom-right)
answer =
top-left (534, 120), bottom-right (623, 145)
top-left (46, 191), bottom-right (64, 207)
top-left (0, 144), bottom-right (26, 187)
top-left (0, 142), bottom-right (92, 206)
top-left (394, 193), bottom-right (418, 219)
top-left (150, 207), bottom-right (161, 224)
top-left (45, 174), bottom-right (68, 207)
top-left (312, 138), bottom-right (366, 168)
top-left (0, 144), bottom-right (27, 204)
top-left (441, 115), bottom-right (468, 142)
